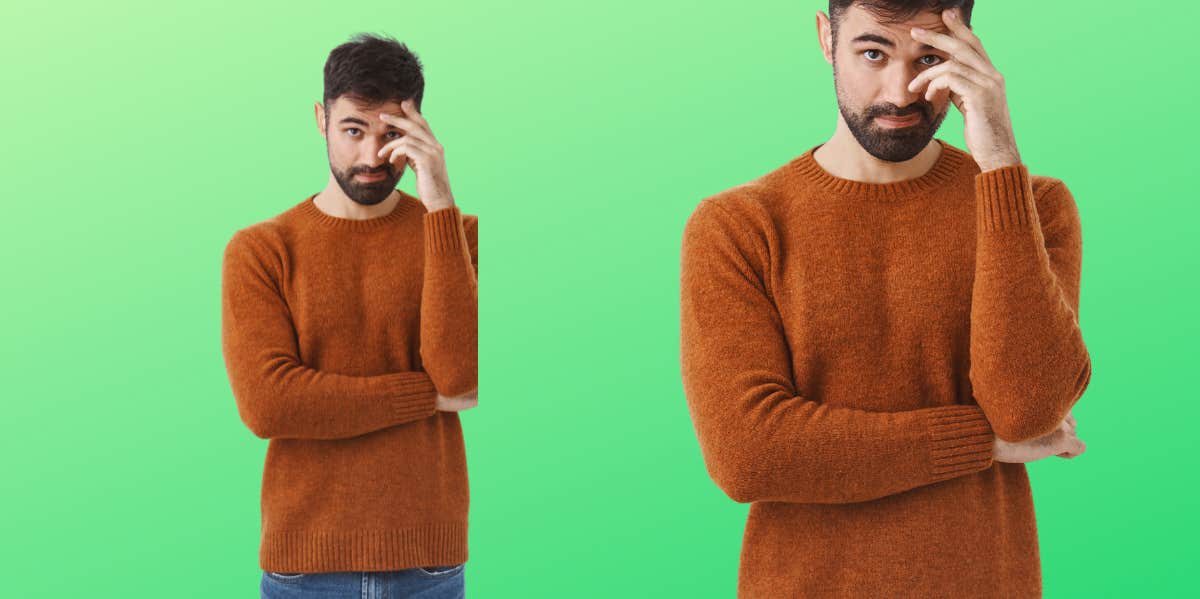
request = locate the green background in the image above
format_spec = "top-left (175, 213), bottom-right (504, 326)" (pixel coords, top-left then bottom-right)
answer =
top-left (3, 1), bottom-right (1194, 596)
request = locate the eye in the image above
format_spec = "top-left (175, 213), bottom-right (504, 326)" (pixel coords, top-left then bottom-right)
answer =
top-left (386, 131), bottom-right (403, 139)
top-left (863, 49), bottom-right (884, 62)
top-left (345, 127), bottom-right (361, 137)
top-left (919, 55), bottom-right (944, 66)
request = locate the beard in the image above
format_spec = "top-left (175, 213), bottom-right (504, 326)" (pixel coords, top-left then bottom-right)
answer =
top-left (327, 145), bottom-right (406, 206)
top-left (833, 65), bottom-right (948, 162)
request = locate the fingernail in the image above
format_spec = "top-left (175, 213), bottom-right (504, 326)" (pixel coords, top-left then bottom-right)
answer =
top-left (912, 27), bottom-right (926, 34)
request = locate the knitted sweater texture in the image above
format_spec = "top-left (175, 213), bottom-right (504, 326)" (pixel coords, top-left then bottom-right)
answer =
top-left (221, 190), bottom-right (478, 573)
top-left (679, 139), bottom-right (1091, 597)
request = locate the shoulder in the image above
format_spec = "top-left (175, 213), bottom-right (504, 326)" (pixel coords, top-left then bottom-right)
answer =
top-left (223, 217), bottom-right (288, 276)
top-left (1029, 171), bottom-right (1082, 231)
top-left (461, 211), bottom-right (478, 234)
top-left (1031, 171), bottom-right (1069, 199)
top-left (684, 183), bottom-right (785, 270)
top-left (686, 165), bottom-right (791, 239)
top-left (460, 211), bottom-right (478, 257)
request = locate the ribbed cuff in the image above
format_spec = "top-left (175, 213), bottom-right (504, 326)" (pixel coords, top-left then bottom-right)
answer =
top-left (975, 164), bottom-right (1036, 232)
top-left (926, 404), bottom-right (995, 481)
top-left (424, 206), bottom-right (469, 255)
top-left (384, 372), bottom-right (439, 421)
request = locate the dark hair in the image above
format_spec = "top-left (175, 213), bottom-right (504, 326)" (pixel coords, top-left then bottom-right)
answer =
top-left (322, 33), bottom-right (424, 121)
top-left (829, 0), bottom-right (974, 50)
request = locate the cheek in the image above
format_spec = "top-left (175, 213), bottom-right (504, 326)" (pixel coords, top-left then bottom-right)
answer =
top-left (835, 63), bottom-right (875, 92)
top-left (334, 138), bottom-right (365, 160)
top-left (837, 78), bottom-right (877, 110)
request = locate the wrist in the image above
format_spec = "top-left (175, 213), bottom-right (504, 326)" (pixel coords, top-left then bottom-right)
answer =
top-left (425, 199), bottom-right (455, 213)
top-left (976, 153), bottom-right (1022, 173)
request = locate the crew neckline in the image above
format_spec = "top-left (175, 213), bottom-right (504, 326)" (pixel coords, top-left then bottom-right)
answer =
top-left (791, 138), bottom-right (969, 200)
top-left (295, 190), bottom-right (422, 231)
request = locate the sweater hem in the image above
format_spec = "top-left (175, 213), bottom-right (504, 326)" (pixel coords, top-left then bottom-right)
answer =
top-left (260, 522), bottom-right (468, 573)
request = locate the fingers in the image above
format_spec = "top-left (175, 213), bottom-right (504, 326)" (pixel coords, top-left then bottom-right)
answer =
top-left (434, 394), bottom-right (478, 412)
top-left (908, 60), bottom-right (992, 95)
top-left (400, 98), bottom-right (430, 128)
top-left (377, 112), bottom-right (437, 147)
top-left (380, 137), bottom-right (437, 169)
top-left (920, 71), bottom-right (978, 103)
top-left (910, 22), bottom-right (992, 77)
top-left (1064, 413), bottom-right (1076, 435)
top-left (1056, 425), bottom-right (1086, 459)
top-left (449, 397), bottom-right (478, 411)
top-left (941, 7), bottom-right (992, 64)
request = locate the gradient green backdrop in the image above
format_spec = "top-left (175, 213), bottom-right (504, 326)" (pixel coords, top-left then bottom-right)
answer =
top-left (3, 0), bottom-right (1194, 596)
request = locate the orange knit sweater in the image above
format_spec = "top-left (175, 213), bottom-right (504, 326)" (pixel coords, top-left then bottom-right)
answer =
top-left (679, 139), bottom-right (1091, 597)
top-left (220, 190), bottom-right (477, 573)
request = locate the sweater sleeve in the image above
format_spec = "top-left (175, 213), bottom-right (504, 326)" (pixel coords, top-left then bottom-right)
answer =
top-left (970, 165), bottom-right (1092, 442)
top-left (221, 229), bottom-right (439, 440)
top-left (680, 199), bottom-right (995, 505)
top-left (419, 206), bottom-right (478, 397)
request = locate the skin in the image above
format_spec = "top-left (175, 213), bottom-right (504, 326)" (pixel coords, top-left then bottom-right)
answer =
top-left (437, 390), bottom-right (478, 413)
top-left (815, 5), bottom-right (1083, 462)
top-left (312, 95), bottom-right (475, 413)
top-left (312, 96), bottom-right (457, 218)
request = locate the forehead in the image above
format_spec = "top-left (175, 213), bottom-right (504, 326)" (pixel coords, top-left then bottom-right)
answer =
top-left (328, 96), bottom-right (405, 122)
top-left (840, 4), bottom-right (951, 50)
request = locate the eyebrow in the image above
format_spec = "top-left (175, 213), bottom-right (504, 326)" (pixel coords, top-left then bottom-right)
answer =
top-left (851, 32), bottom-right (940, 52)
top-left (337, 116), bottom-right (398, 130)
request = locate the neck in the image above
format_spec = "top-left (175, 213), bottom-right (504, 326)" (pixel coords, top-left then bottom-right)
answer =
top-left (813, 117), bottom-right (943, 184)
top-left (313, 175), bottom-right (401, 220)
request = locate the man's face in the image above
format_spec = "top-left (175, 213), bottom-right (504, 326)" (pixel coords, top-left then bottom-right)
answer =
top-left (319, 96), bottom-right (409, 206)
top-left (829, 5), bottom-right (955, 162)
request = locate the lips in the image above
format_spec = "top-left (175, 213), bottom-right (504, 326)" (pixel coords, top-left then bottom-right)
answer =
top-left (876, 114), bottom-right (921, 127)
top-left (357, 172), bottom-right (387, 180)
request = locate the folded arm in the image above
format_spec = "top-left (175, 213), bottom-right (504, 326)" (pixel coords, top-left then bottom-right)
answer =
top-left (970, 165), bottom-right (1092, 442)
top-left (220, 230), bottom-right (439, 440)
top-left (680, 199), bottom-right (995, 505)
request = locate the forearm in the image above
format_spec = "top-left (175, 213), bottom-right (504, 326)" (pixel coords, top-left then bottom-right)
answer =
top-left (224, 355), bottom-right (439, 440)
top-left (970, 165), bottom-right (1092, 442)
top-left (419, 206), bottom-right (478, 396)
top-left (684, 367), bottom-right (996, 504)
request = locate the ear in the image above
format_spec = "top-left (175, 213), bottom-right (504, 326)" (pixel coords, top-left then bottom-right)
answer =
top-left (314, 101), bottom-right (326, 139)
top-left (816, 11), bottom-right (833, 65)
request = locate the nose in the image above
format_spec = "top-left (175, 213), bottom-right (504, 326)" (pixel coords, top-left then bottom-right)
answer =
top-left (880, 64), bottom-right (925, 114)
top-left (360, 138), bottom-right (392, 171)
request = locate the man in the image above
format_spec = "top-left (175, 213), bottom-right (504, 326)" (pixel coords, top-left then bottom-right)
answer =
top-left (220, 33), bottom-right (477, 598)
top-left (679, 2), bottom-right (1091, 597)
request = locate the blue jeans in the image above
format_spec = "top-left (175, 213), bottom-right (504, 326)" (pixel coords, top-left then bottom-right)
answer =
top-left (260, 564), bottom-right (465, 598)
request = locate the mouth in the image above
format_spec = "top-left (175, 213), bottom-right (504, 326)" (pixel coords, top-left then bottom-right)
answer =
top-left (875, 114), bottom-right (921, 128)
top-left (357, 172), bottom-right (388, 181)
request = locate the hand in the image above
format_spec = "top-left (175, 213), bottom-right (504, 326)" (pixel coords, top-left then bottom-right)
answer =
top-left (377, 99), bottom-right (455, 212)
top-left (906, 7), bottom-right (1021, 172)
top-left (993, 410), bottom-right (1087, 463)
top-left (1055, 411), bottom-right (1084, 459)
top-left (436, 388), bottom-right (477, 412)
